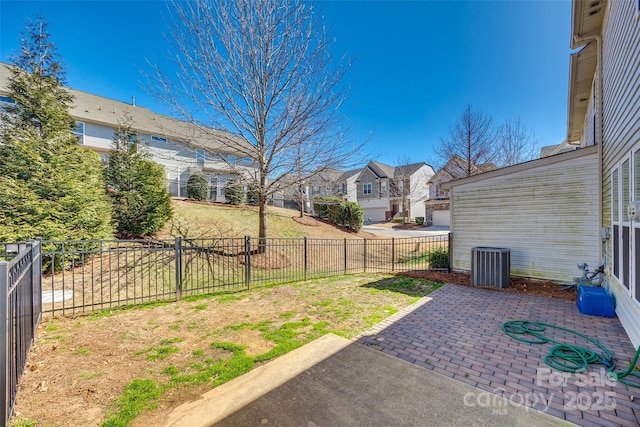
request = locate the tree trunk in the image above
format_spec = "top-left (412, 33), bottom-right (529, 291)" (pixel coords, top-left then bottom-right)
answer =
top-left (258, 195), bottom-right (268, 254)
top-left (299, 184), bottom-right (304, 218)
top-left (258, 170), bottom-right (268, 254)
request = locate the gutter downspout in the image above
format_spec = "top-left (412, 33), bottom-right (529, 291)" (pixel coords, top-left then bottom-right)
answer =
top-left (573, 34), bottom-right (604, 268)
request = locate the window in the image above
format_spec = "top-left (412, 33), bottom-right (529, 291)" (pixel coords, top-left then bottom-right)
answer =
top-left (312, 186), bottom-right (320, 196)
top-left (73, 121), bottom-right (85, 144)
top-left (612, 168), bottom-right (620, 280)
top-left (196, 149), bottom-right (205, 167)
top-left (219, 177), bottom-right (227, 196)
top-left (381, 181), bottom-right (387, 193)
top-left (622, 159), bottom-right (630, 289)
top-left (613, 152), bottom-right (640, 304)
top-left (363, 183), bottom-right (372, 195)
top-left (151, 135), bottom-right (167, 143)
top-left (338, 183), bottom-right (345, 194)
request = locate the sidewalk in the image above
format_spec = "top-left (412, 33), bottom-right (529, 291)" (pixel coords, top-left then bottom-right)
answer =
top-left (163, 333), bottom-right (571, 427)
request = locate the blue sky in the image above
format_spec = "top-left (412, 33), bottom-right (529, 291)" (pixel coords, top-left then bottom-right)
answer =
top-left (0, 0), bottom-right (572, 168)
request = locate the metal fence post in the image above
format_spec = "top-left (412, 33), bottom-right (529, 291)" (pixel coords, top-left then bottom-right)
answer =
top-left (0, 261), bottom-right (8, 425)
top-left (34, 238), bottom-right (42, 326)
top-left (363, 239), bottom-right (367, 273)
top-left (448, 232), bottom-right (453, 273)
top-left (344, 238), bottom-right (347, 275)
top-left (391, 238), bottom-right (395, 272)
top-left (26, 241), bottom-right (35, 341)
top-left (303, 237), bottom-right (308, 281)
top-left (245, 236), bottom-right (251, 289)
top-left (175, 237), bottom-right (182, 301)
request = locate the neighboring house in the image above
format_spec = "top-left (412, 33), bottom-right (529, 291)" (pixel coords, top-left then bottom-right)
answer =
top-left (272, 168), bottom-right (346, 212)
top-left (335, 169), bottom-right (360, 203)
top-left (425, 155), bottom-right (496, 226)
top-left (443, 0), bottom-right (640, 347)
top-left (0, 63), bottom-right (256, 202)
top-left (356, 161), bottom-right (434, 222)
top-left (539, 139), bottom-right (580, 158)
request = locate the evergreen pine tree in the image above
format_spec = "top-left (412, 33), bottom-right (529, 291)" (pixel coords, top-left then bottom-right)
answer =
top-left (0, 16), bottom-right (113, 243)
top-left (104, 113), bottom-right (173, 238)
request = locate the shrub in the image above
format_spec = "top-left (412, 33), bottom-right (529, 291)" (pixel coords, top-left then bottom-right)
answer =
top-left (187, 173), bottom-right (209, 201)
top-left (342, 202), bottom-right (364, 232)
top-left (392, 217), bottom-right (405, 223)
top-left (225, 180), bottom-right (244, 204)
top-left (426, 247), bottom-right (449, 269)
top-left (415, 217), bottom-right (424, 225)
top-left (246, 185), bottom-right (259, 206)
top-left (312, 197), bottom-right (363, 232)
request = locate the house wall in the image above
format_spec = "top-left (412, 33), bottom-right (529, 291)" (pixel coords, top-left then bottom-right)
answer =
top-left (600, 0), bottom-right (640, 347)
top-left (407, 165), bottom-right (433, 220)
top-left (428, 170), bottom-right (452, 200)
top-left (449, 147), bottom-right (599, 281)
top-left (357, 168), bottom-right (384, 199)
top-left (345, 175), bottom-right (358, 203)
top-left (80, 120), bottom-right (249, 199)
top-left (357, 167), bottom-right (390, 221)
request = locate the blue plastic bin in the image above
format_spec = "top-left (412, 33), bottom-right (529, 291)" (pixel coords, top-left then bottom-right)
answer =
top-left (577, 286), bottom-right (615, 318)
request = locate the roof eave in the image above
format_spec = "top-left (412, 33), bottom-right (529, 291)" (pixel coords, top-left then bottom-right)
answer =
top-left (570, 0), bottom-right (606, 49)
top-left (566, 42), bottom-right (598, 143)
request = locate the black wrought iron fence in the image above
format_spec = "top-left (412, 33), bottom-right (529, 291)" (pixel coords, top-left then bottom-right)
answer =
top-left (1, 239), bottom-right (42, 425)
top-left (35, 234), bottom-right (450, 316)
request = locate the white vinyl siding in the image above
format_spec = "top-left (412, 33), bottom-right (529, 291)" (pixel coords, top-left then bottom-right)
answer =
top-left (600, 0), bottom-right (640, 347)
top-left (449, 147), bottom-right (599, 281)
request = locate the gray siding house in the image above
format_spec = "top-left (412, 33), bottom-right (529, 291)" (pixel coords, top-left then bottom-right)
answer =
top-left (0, 63), bottom-right (256, 201)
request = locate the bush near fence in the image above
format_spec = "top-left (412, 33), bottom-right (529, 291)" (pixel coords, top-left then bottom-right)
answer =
top-left (312, 197), bottom-right (364, 232)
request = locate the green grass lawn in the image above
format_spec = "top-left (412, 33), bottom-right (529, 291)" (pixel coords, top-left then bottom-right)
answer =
top-left (163, 200), bottom-right (306, 239)
top-left (12, 274), bottom-right (443, 427)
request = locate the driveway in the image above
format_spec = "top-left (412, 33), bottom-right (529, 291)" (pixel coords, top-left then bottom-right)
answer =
top-left (356, 284), bottom-right (640, 427)
top-left (363, 224), bottom-right (449, 238)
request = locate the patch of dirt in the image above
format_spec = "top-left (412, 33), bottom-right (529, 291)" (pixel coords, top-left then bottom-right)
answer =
top-left (399, 271), bottom-right (577, 301)
top-left (292, 215), bottom-right (320, 226)
top-left (238, 250), bottom-right (291, 269)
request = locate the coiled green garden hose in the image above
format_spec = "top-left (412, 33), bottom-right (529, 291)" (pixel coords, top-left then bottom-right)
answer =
top-left (502, 320), bottom-right (640, 388)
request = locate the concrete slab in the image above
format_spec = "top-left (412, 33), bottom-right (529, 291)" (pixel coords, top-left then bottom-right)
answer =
top-left (163, 334), bottom-right (572, 427)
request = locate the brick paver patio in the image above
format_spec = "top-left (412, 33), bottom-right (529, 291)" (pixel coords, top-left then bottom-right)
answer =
top-left (355, 284), bottom-right (640, 427)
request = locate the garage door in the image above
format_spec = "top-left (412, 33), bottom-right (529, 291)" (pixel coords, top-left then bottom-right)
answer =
top-left (364, 208), bottom-right (386, 222)
top-left (432, 210), bottom-right (450, 226)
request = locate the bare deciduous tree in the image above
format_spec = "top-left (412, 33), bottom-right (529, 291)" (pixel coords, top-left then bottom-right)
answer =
top-left (149, 0), bottom-right (362, 247)
top-left (435, 104), bottom-right (496, 177)
top-left (495, 118), bottom-right (540, 166)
